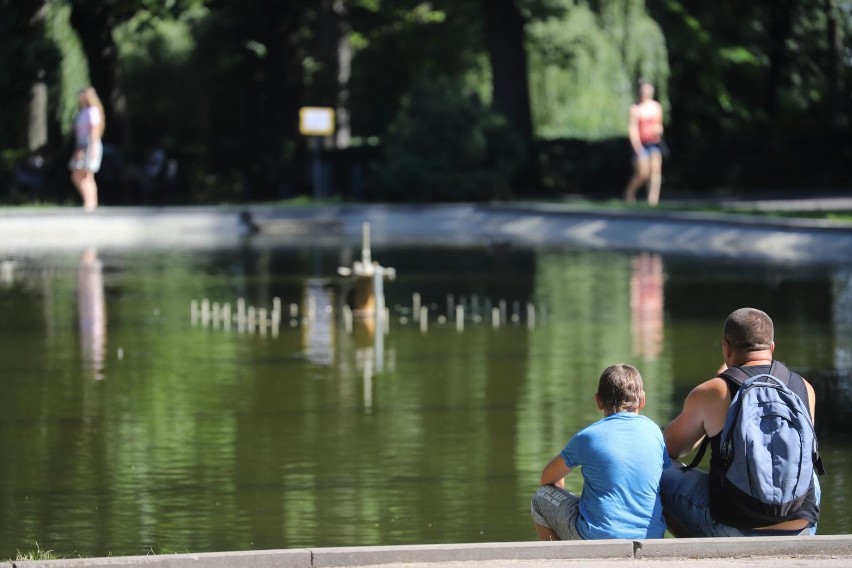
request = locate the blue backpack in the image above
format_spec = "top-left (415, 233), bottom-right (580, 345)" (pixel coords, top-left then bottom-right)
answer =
top-left (687, 363), bottom-right (825, 520)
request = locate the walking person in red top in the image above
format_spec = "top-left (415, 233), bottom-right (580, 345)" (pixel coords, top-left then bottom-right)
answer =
top-left (624, 79), bottom-right (664, 206)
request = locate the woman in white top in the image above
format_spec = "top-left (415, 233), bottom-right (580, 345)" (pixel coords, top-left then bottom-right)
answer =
top-left (69, 87), bottom-right (105, 211)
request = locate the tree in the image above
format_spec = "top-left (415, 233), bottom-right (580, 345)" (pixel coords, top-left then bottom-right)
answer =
top-left (764, 0), bottom-right (797, 114)
top-left (481, 0), bottom-right (537, 193)
top-left (67, 1), bottom-right (206, 150)
top-left (0, 0), bottom-right (60, 152)
top-left (823, 0), bottom-right (845, 129)
top-left (68, 0), bottom-right (127, 146)
top-left (24, 0), bottom-right (50, 151)
top-left (648, 0), bottom-right (852, 191)
top-left (482, 0), bottom-right (534, 145)
top-left (526, 0), bottom-right (669, 140)
top-left (313, 0), bottom-right (352, 148)
top-left (374, 78), bottom-right (525, 202)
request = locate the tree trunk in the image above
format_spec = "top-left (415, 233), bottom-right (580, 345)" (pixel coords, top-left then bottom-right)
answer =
top-left (28, 79), bottom-right (48, 151)
top-left (481, 0), bottom-right (538, 194)
top-left (315, 0), bottom-right (351, 149)
top-left (24, 0), bottom-right (48, 151)
top-left (824, 0), bottom-right (844, 129)
top-left (69, 1), bottom-right (127, 148)
top-left (764, 0), bottom-right (797, 115)
top-left (482, 0), bottom-right (533, 140)
top-left (240, 0), bottom-right (305, 199)
top-left (334, 0), bottom-right (352, 149)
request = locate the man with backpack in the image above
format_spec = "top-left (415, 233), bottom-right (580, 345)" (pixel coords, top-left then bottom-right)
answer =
top-left (660, 307), bottom-right (824, 537)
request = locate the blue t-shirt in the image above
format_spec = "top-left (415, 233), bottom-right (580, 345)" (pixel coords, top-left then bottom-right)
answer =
top-left (562, 412), bottom-right (670, 539)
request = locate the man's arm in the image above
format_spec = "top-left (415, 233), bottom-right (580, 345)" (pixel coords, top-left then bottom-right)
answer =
top-left (540, 455), bottom-right (572, 488)
top-left (663, 378), bottom-right (727, 459)
top-left (803, 378), bottom-right (817, 424)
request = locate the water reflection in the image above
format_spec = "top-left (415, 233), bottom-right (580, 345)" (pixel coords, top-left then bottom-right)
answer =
top-left (832, 269), bottom-right (852, 370)
top-left (77, 247), bottom-right (106, 380)
top-left (0, 259), bottom-right (15, 287)
top-left (302, 279), bottom-right (335, 365)
top-left (0, 246), bottom-right (850, 559)
top-left (630, 253), bottom-right (664, 360)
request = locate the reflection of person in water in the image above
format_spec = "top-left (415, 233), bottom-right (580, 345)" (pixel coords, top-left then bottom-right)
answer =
top-left (78, 248), bottom-right (106, 379)
top-left (629, 253), bottom-right (664, 360)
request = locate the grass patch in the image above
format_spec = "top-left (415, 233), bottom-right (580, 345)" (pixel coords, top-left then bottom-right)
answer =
top-left (11, 543), bottom-right (56, 561)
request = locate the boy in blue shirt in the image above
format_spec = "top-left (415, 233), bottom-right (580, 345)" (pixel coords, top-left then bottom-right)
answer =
top-left (531, 363), bottom-right (669, 539)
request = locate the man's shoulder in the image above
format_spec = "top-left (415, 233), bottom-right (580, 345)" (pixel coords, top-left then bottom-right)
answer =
top-left (693, 376), bottom-right (730, 397)
top-left (686, 377), bottom-right (732, 421)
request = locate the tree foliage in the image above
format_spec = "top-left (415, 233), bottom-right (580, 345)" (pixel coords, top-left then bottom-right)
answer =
top-left (1, 0), bottom-right (850, 204)
top-left (649, 0), bottom-right (852, 190)
top-left (527, 1), bottom-right (669, 140)
top-left (373, 78), bottom-right (525, 201)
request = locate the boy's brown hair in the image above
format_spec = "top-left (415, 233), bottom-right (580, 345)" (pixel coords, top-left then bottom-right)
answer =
top-left (597, 364), bottom-right (644, 414)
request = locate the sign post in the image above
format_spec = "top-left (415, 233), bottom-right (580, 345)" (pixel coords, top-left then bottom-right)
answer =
top-left (299, 107), bottom-right (335, 200)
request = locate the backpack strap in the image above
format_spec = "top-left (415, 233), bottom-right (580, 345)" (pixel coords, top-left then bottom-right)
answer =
top-left (719, 365), bottom-right (750, 387)
top-left (768, 360), bottom-right (810, 413)
top-left (683, 435), bottom-right (710, 469)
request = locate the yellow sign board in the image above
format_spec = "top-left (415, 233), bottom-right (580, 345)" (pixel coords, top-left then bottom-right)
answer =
top-left (299, 107), bottom-right (335, 136)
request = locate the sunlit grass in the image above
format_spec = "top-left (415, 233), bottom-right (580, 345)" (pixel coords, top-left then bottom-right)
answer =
top-left (12, 542), bottom-right (55, 561)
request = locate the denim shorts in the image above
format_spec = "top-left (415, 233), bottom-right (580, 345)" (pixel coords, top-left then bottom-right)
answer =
top-left (633, 142), bottom-right (661, 159)
top-left (660, 464), bottom-right (820, 538)
top-left (530, 485), bottom-right (584, 540)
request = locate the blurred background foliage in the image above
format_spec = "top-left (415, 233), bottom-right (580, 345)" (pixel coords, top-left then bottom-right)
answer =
top-left (0, 0), bottom-right (850, 205)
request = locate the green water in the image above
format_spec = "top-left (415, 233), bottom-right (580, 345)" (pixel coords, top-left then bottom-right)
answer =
top-left (0, 245), bottom-right (849, 558)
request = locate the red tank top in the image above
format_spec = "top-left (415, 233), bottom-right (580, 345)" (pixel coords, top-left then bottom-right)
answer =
top-left (638, 113), bottom-right (661, 144)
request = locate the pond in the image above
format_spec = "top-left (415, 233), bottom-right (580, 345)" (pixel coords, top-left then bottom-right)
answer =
top-left (0, 242), bottom-right (850, 559)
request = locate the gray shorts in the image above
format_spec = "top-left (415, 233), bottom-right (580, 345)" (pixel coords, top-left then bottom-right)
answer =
top-left (69, 141), bottom-right (103, 173)
top-left (530, 485), bottom-right (584, 540)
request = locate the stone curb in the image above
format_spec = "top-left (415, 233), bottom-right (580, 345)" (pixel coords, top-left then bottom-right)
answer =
top-left (9, 537), bottom-right (852, 568)
top-left (6, 549), bottom-right (312, 568)
top-left (309, 540), bottom-right (633, 567)
top-left (634, 535), bottom-right (852, 559)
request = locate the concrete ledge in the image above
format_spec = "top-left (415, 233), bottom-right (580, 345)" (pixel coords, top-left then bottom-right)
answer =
top-left (8, 549), bottom-right (312, 568)
top-left (253, 217), bottom-right (344, 237)
top-left (10, 537), bottom-right (852, 568)
top-left (635, 534), bottom-right (852, 559)
top-left (308, 540), bottom-right (633, 567)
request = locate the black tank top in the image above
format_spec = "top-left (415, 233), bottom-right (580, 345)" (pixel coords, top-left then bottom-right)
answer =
top-left (707, 361), bottom-right (820, 528)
